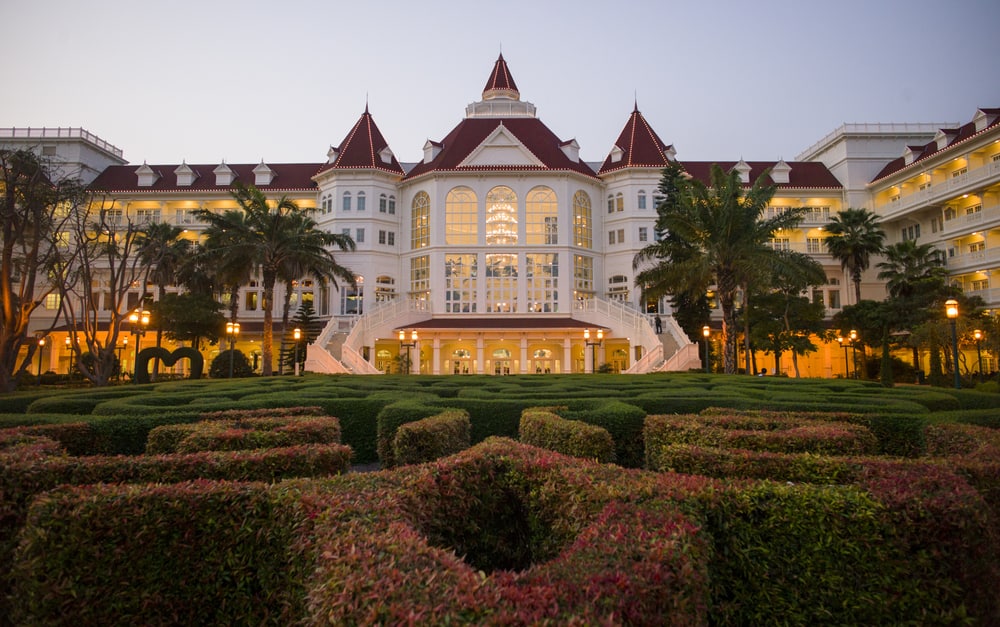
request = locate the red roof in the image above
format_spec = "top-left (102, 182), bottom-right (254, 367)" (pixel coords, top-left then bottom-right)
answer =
top-left (680, 161), bottom-right (843, 189)
top-left (598, 105), bottom-right (674, 174)
top-left (403, 117), bottom-right (598, 180)
top-left (315, 106), bottom-right (405, 176)
top-left (89, 162), bottom-right (321, 193)
top-left (871, 108), bottom-right (1000, 182)
top-left (482, 53), bottom-right (519, 99)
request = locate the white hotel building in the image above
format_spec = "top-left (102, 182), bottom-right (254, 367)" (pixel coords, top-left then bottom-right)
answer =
top-left (5, 55), bottom-right (999, 377)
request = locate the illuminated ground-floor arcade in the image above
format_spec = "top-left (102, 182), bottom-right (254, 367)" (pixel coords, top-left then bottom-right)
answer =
top-left (370, 318), bottom-right (635, 375)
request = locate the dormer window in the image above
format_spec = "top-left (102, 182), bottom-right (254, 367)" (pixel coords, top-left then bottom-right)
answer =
top-left (253, 161), bottom-right (275, 186)
top-left (423, 140), bottom-right (442, 164)
top-left (733, 159), bottom-right (751, 184)
top-left (214, 162), bottom-right (235, 186)
top-left (610, 145), bottom-right (624, 163)
top-left (136, 162), bottom-right (159, 187)
top-left (560, 139), bottom-right (580, 163)
top-left (174, 162), bottom-right (197, 187)
top-left (379, 146), bottom-right (394, 165)
top-left (770, 159), bottom-right (791, 184)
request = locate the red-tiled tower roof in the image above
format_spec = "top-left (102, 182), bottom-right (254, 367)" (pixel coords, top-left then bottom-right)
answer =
top-left (315, 106), bottom-right (404, 176)
top-left (482, 53), bottom-right (519, 100)
top-left (598, 105), bottom-right (674, 174)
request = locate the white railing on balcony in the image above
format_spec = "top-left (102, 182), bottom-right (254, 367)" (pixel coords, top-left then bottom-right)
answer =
top-left (876, 161), bottom-right (1000, 219)
top-left (0, 126), bottom-right (124, 157)
top-left (573, 298), bottom-right (695, 373)
top-left (946, 245), bottom-right (1000, 272)
top-left (941, 202), bottom-right (999, 236)
top-left (966, 288), bottom-right (1000, 308)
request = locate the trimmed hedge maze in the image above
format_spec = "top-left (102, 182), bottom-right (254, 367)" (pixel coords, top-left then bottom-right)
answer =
top-left (2, 373), bottom-right (1000, 624)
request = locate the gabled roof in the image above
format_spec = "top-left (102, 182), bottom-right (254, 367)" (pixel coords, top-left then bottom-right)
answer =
top-left (315, 106), bottom-right (405, 176)
top-left (89, 162), bottom-right (321, 193)
top-left (482, 53), bottom-right (519, 100)
top-left (404, 117), bottom-right (598, 180)
top-left (598, 105), bottom-right (674, 174)
top-left (680, 161), bottom-right (843, 189)
top-left (871, 107), bottom-right (1000, 183)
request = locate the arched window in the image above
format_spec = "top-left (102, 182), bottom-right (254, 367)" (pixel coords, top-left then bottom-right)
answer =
top-left (411, 192), bottom-right (430, 249)
top-left (379, 193), bottom-right (387, 213)
top-left (342, 192), bottom-right (352, 211)
top-left (446, 187), bottom-right (478, 245)
top-left (486, 186), bottom-right (518, 245)
top-left (615, 192), bottom-right (624, 212)
top-left (375, 275), bottom-right (396, 302)
top-left (388, 195), bottom-right (396, 215)
top-left (638, 190), bottom-right (647, 210)
top-left (573, 190), bottom-right (592, 249)
top-left (340, 276), bottom-right (364, 315)
top-left (526, 186), bottom-right (557, 245)
top-left (357, 191), bottom-right (366, 211)
top-left (607, 195), bottom-right (614, 214)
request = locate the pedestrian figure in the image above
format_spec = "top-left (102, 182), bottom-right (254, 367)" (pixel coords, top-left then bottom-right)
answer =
top-left (654, 315), bottom-right (663, 334)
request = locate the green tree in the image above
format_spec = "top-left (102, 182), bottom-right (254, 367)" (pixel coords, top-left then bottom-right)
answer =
top-left (281, 300), bottom-right (323, 372)
top-left (824, 208), bottom-right (886, 305)
top-left (136, 222), bottom-right (191, 378)
top-left (634, 163), bottom-right (807, 373)
top-left (196, 182), bottom-right (355, 376)
top-left (0, 149), bottom-right (87, 392)
top-left (151, 292), bottom-right (225, 351)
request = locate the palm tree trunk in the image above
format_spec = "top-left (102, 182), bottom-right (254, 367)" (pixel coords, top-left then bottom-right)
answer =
top-left (719, 280), bottom-right (738, 375)
top-left (852, 268), bottom-right (863, 304)
top-left (262, 273), bottom-right (275, 376)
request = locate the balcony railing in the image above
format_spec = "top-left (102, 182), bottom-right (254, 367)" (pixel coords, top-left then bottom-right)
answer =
top-left (941, 202), bottom-right (1000, 236)
top-left (0, 126), bottom-right (124, 158)
top-left (876, 160), bottom-right (1000, 219)
top-left (945, 245), bottom-right (1000, 273)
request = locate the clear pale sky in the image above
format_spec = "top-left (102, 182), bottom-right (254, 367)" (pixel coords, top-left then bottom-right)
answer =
top-left (3, 0), bottom-right (998, 166)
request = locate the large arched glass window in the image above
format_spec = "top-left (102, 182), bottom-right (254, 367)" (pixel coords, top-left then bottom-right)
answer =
top-left (486, 186), bottom-right (518, 245)
top-left (340, 275), bottom-right (364, 315)
top-left (526, 186), bottom-right (557, 245)
top-left (411, 191), bottom-right (430, 249)
top-left (573, 191), bottom-right (592, 249)
top-left (446, 187), bottom-right (478, 245)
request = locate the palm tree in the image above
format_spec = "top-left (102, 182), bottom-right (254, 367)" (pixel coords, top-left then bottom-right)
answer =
top-left (876, 239), bottom-right (948, 299)
top-left (136, 222), bottom-right (190, 377)
top-left (824, 208), bottom-right (886, 304)
top-left (196, 182), bottom-right (355, 376)
top-left (634, 163), bottom-right (808, 374)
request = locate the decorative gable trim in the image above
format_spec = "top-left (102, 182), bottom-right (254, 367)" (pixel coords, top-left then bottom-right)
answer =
top-left (253, 160), bottom-right (275, 186)
top-left (174, 161), bottom-right (197, 186)
top-left (213, 162), bottom-right (236, 186)
top-left (609, 145), bottom-right (624, 163)
top-left (903, 145), bottom-right (924, 166)
top-left (973, 109), bottom-right (994, 132)
top-left (379, 146), bottom-right (395, 165)
top-left (733, 159), bottom-right (751, 183)
top-left (326, 146), bottom-right (339, 164)
top-left (135, 162), bottom-right (159, 187)
top-left (456, 123), bottom-right (545, 168)
top-left (934, 129), bottom-right (959, 151)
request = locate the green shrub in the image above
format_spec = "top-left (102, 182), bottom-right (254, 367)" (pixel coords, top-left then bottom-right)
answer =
top-left (375, 401), bottom-right (446, 468)
top-left (208, 349), bottom-right (253, 378)
top-left (559, 400), bottom-right (646, 467)
top-left (518, 408), bottom-right (615, 463)
top-left (25, 396), bottom-right (103, 415)
top-left (393, 410), bottom-right (471, 466)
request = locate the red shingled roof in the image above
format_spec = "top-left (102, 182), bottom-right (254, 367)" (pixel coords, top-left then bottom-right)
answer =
top-left (680, 161), bottom-right (843, 189)
top-left (315, 106), bottom-right (404, 176)
top-left (404, 117), bottom-right (598, 180)
top-left (871, 108), bottom-right (1000, 183)
top-left (598, 105), bottom-right (674, 174)
top-left (483, 53), bottom-right (519, 98)
top-left (89, 162), bottom-right (321, 193)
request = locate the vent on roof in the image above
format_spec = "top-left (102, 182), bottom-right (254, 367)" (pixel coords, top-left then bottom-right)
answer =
top-left (379, 146), bottom-right (395, 165)
top-left (423, 140), bottom-right (442, 164)
top-left (560, 139), bottom-right (580, 163)
top-left (609, 145), bottom-right (624, 164)
top-left (733, 159), bottom-right (751, 183)
top-left (136, 162), bottom-right (159, 187)
top-left (174, 162), bottom-right (197, 187)
top-left (771, 159), bottom-right (791, 184)
top-left (253, 160), bottom-right (275, 186)
top-left (213, 162), bottom-right (235, 186)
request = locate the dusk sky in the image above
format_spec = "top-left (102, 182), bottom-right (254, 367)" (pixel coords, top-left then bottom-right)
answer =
top-left (4, 0), bottom-right (998, 166)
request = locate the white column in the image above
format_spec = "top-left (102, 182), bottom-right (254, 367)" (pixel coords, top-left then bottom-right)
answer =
top-left (563, 337), bottom-right (572, 374)
top-left (520, 335), bottom-right (528, 374)
top-left (432, 337), bottom-right (441, 375)
top-left (476, 335), bottom-right (485, 374)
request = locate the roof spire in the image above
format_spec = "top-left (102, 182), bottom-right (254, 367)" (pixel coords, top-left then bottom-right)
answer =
top-left (482, 53), bottom-right (520, 101)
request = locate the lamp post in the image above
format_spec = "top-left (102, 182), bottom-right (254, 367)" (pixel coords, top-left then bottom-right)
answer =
top-left (584, 328), bottom-right (603, 374)
top-left (399, 329), bottom-right (417, 374)
top-left (849, 330), bottom-right (859, 379)
top-left (837, 336), bottom-right (850, 379)
top-left (945, 299), bottom-right (960, 389)
top-left (293, 328), bottom-right (302, 376)
top-left (36, 337), bottom-right (45, 383)
top-left (117, 338), bottom-right (127, 382)
top-left (973, 329), bottom-right (984, 383)
top-left (128, 309), bottom-right (150, 381)
top-left (65, 336), bottom-right (73, 376)
top-left (702, 326), bottom-right (711, 374)
top-left (226, 321), bottom-right (240, 379)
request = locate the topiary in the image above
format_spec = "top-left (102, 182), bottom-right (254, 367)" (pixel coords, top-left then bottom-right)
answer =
top-left (208, 350), bottom-right (253, 379)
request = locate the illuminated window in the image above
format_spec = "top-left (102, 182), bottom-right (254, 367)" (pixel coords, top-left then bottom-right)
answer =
top-left (341, 276), bottom-right (364, 315)
top-left (768, 238), bottom-right (790, 251)
top-left (486, 253), bottom-right (518, 312)
top-left (615, 193), bottom-right (624, 212)
top-left (952, 167), bottom-right (968, 178)
top-left (486, 186), bottom-right (518, 245)
top-left (445, 254), bottom-right (477, 313)
top-left (410, 255), bottom-right (430, 298)
top-left (446, 187), bottom-right (478, 245)
top-left (375, 275), bottom-right (396, 302)
top-left (525, 253), bottom-right (558, 312)
top-left (526, 186), bottom-right (557, 245)
top-left (411, 192), bottom-right (430, 249)
top-left (135, 208), bottom-right (161, 224)
top-left (45, 294), bottom-right (61, 310)
top-left (574, 254), bottom-right (593, 299)
top-left (607, 274), bottom-right (629, 302)
top-left (245, 291), bottom-right (258, 311)
top-left (573, 191), bottom-right (592, 248)
top-left (807, 237), bottom-right (823, 253)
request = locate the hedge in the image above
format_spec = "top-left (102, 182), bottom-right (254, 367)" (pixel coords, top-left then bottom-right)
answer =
top-left (375, 401), bottom-right (448, 468)
top-left (558, 400), bottom-right (646, 467)
top-left (392, 410), bottom-right (471, 467)
top-left (519, 408), bottom-right (615, 463)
